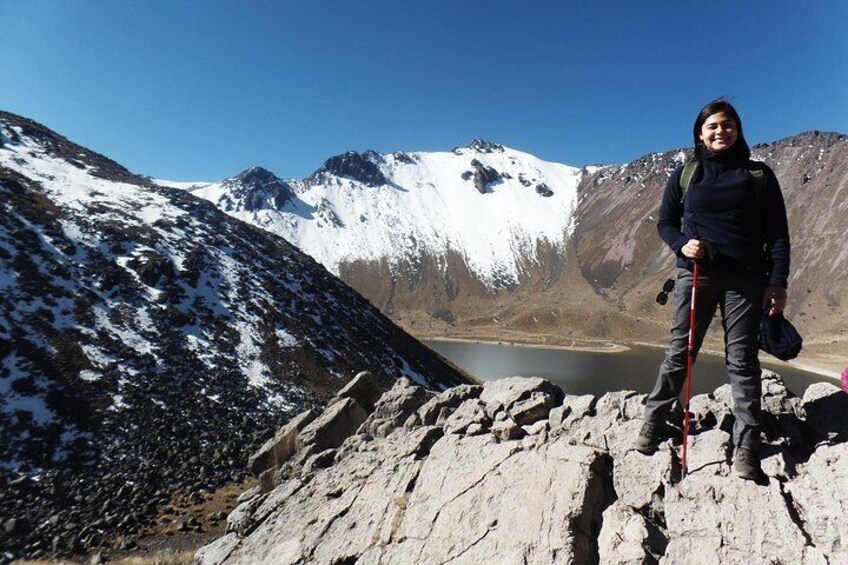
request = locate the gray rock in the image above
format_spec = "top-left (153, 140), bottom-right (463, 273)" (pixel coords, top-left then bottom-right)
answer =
top-left (761, 446), bottom-right (795, 479)
top-left (761, 370), bottom-right (803, 417)
top-left (407, 384), bottom-right (483, 427)
top-left (559, 394), bottom-right (597, 429)
top-left (522, 419), bottom-right (550, 436)
top-left (548, 404), bottom-right (571, 428)
top-left (379, 434), bottom-right (611, 564)
top-left (685, 428), bottom-right (731, 477)
top-left (257, 468), bottom-right (275, 494)
top-left (217, 434), bottom-right (424, 564)
top-left (197, 374), bottom-right (848, 565)
top-left (479, 376), bottom-right (564, 419)
top-left (663, 475), bottom-right (809, 564)
top-left (803, 382), bottom-right (848, 440)
top-left (226, 491), bottom-right (265, 536)
top-left (247, 409), bottom-right (317, 477)
top-left (360, 377), bottom-right (433, 438)
top-left (567, 391), bottom-right (643, 457)
top-left (616, 446), bottom-right (676, 509)
top-left (299, 398), bottom-right (368, 451)
top-left (598, 501), bottom-right (652, 564)
top-left (336, 370), bottom-right (382, 412)
top-left (302, 448), bottom-right (336, 474)
top-left (195, 532), bottom-right (240, 565)
top-left (509, 391), bottom-right (556, 426)
top-left (491, 417), bottom-right (525, 441)
top-left (236, 485), bottom-right (261, 504)
top-left (442, 398), bottom-right (490, 435)
top-left (690, 388), bottom-right (734, 434)
top-left (465, 422), bottom-right (486, 435)
top-left (787, 442), bottom-right (848, 561)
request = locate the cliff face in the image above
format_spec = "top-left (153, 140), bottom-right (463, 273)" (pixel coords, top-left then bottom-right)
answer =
top-left (198, 373), bottom-right (848, 564)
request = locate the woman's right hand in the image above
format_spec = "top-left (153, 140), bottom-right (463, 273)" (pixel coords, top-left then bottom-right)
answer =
top-left (681, 239), bottom-right (705, 259)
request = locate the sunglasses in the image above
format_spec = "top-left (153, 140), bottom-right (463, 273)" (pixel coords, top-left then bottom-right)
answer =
top-left (655, 278), bottom-right (675, 305)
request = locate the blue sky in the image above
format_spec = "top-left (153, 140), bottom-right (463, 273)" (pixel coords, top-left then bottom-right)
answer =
top-left (2, 1), bottom-right (846, 180)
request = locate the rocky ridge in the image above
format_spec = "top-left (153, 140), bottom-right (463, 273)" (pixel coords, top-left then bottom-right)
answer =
top-left (198, 372), bottom-right (848, 564)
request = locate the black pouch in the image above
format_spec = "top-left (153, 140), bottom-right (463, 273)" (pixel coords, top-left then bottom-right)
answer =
top-left (759, 308), bottom-right (803, 361)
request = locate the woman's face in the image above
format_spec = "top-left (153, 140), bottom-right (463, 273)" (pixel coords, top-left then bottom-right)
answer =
top-left (699, 111), bottom-right (738, 153)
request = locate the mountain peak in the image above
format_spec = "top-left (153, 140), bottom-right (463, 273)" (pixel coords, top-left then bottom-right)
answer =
top-left (221, 166), bottom-right (294, 211)
top-left (314, 151), bottom-right (387, 187)
top-left (235, 165), bottom-right (280, 183)
top-left (451, 139), bottom-right (505, 155)
top-left (468, 139), bottom-right (505, 153)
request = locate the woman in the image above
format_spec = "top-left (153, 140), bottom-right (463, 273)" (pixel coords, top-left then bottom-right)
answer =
top-left (634, 99), bottom-right (790, 481)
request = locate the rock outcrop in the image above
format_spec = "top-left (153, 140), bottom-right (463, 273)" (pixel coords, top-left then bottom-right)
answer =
top-left (315, 151), bottom-right (388, 188)
top-left (197, 371), bottom-right (848, 564)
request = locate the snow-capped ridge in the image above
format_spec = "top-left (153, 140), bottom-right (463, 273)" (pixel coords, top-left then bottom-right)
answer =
top-left (0, 110), bottom-right (151, 187)
top-left (194, 140), bottom-right (583, 289)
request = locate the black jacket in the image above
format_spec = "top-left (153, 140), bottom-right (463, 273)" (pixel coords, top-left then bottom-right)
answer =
top-left (657, 153), bottom-right (790, 288)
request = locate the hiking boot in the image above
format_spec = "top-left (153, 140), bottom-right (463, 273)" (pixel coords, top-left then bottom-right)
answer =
top-left (734, 447), bottom-right (763, 480)
top-left (634, 418), bottom-right (664, 454)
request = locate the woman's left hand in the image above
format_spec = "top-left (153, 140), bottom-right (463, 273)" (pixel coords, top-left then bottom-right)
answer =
top-left (763, 286), bottom-right (787, 317)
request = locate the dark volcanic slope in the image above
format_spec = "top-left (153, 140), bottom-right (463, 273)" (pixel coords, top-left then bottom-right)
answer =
top-left (0, 110), bottom-right (470, 560)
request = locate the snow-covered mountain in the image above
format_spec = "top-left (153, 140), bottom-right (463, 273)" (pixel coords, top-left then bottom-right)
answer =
top-left (183, 140), bottom-right (582, 290)
top-left (184, 133), bottom-right (848, 368)
top-left (0, 111), bottom-right (469, 559)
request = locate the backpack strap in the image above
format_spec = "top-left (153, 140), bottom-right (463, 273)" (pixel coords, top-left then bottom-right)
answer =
top-left (679, 160), bottom-right (700, 202)
top-left (680, 159), bottom-right (767, 202)
top-left (747, 160), bottom-right (767, 196)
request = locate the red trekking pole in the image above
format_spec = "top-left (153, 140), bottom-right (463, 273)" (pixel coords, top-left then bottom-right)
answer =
top-left (681, 260), bottom-right (700, 477)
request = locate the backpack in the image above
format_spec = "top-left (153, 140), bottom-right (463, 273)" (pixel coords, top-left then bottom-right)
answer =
top-left (679, 159), bottom-right (768, 202)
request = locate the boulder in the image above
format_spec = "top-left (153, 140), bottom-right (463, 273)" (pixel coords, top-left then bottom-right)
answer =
top-left (195, 533), bottom-right (241, 565)
top-left (407, 384), bottom-right (483, 427)
top-left (360, 377), bottom-right (433, 438)
top-left (479, 376), bottom-right (564, 420)
top-left (510, 391), bottom-right (557, 426)
top-left (491, 417), bottom-right (525, 441)
top-left (336, 370), bottom-right (382, 412)
top-left (298, 398), bottom-right (368, 452)
top-left (803, 382), bottom-right (848, 441)
top-left (376, 434), bottom-right (612, 564)
top-left (442, 398), bottom-right (491, 435)
top-left (247, 409), bottom-right (317, 477)
top-left (558, 394), bottom-right (597, 430)
top-left (597, 501), bottom-right (653, 564)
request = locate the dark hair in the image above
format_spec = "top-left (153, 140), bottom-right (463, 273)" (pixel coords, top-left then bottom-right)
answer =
top-left (693, 99), bottom-right (750, 161)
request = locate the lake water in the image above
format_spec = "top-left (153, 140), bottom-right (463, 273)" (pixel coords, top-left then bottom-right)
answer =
top-left (425, 340), bottom-right (830, 398)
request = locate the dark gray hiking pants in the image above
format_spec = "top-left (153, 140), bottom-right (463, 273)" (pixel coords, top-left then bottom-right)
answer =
top-left (644, 267), bottom-right (765, 450)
